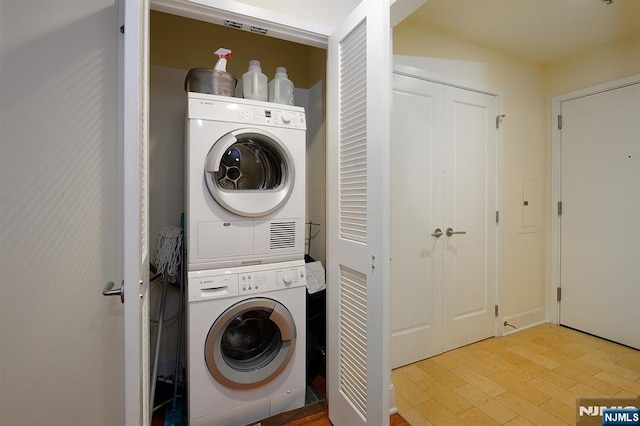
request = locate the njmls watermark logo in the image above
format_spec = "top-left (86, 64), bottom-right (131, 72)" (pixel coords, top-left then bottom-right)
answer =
top-left (577, 397), bottom-right (640, 426)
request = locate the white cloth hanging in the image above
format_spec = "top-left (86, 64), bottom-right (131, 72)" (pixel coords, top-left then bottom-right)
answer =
top-left (153, 226), bottom-right (182, 283)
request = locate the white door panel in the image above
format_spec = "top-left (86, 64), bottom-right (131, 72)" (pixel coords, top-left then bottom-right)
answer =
top-left (391, 72), bottom-right (498, 368)
top-left (327, 0), bottom-right (390, 424)
top-left (560, 82), bottom-right (640, 350)
top-left (120, 0), bottom-right (150, 423)
top-left (391, 77), bottom-right (444, 367)
top-left (443, 87), bottom-right (497, 351)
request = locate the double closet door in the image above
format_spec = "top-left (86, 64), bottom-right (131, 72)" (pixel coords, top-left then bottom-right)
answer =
top-left (390, 71), bottom-right (499, 368)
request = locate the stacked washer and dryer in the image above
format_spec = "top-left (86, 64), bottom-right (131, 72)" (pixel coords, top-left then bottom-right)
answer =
top-left (185, 92), bottom-right (308, 426)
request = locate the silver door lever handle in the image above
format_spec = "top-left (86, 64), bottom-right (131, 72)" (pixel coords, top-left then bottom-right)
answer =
top-left (103, 280), bottom-right (125, 304)
top-left (446, 227), bottom-right (467, 237)
top-left (431, 228), bottom-right (443, 237)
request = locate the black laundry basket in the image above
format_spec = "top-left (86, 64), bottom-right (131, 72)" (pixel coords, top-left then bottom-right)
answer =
top-left (306, 288), bottom-right (326, 380)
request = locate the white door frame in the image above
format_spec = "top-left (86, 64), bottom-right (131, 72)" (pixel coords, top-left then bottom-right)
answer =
top-left (120, 0), bottom-right (151, 424)
top-left (150, 0), bottom-right (424, 48)
top-left (392, 63), bottom-right (503, 337)
top-left (550, 73), bottom-right (640, 325)
top-left (128, 1), bottom-right (425, 424)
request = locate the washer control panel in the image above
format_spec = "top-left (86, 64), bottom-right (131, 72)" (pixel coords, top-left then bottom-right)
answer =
top-left (188, 261), bottom-right (307, 301)
top-left (238, 266), bottom-right (306, 294)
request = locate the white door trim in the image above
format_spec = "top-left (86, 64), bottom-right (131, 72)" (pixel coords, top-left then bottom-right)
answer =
top-left (550, 73), bottom-right (640, 325)
top-left (150, 0), bottom-right (331, 47)
top-left (150, 0), bottom-right (425, 48)
top-left (392, 63), bottom-right (504, 338)
top-left (120, 0), bottom-right (151, 423)
top-left (393, 63), bottom-right (502, 97)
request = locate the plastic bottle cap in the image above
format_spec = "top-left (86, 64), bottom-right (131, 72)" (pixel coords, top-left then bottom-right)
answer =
top-left (248, 60), bottom-right (262, 71)
top-left (275, 67), bottom-right (288, 78)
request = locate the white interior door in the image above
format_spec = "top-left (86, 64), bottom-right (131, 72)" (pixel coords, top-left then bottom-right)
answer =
top-left (559, 82), bottom-right (640, 350)
top-left (390, 72), bottom-right (498, 368)
top-left (442, 86), bottom-right (498, 352)
top-left (326, 0), bottom-right (391, 424)
top-left (390, 77), bottom-right (444, 366)
top-left (119, 0), bottom-right (150, 424)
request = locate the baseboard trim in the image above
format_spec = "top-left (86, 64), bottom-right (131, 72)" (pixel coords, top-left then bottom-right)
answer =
top-left (501, 307), bottom-right (547, 336)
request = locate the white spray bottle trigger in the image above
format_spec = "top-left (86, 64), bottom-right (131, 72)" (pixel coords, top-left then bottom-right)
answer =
top-left (213, 48), bottom-right (232, 71)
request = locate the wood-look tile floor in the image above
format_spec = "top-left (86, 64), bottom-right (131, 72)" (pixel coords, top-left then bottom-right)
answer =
top-left (392, 323), bottom-right (640, 425)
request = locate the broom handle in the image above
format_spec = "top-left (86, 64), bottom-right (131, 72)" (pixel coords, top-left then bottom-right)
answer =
top-left (172, 233), bottom-right (185, 410)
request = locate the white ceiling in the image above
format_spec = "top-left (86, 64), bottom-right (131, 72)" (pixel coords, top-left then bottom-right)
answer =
top-left (405, 0), bottom-right (640, 64)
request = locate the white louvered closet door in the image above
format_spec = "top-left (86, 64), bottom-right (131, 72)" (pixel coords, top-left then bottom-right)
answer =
top-left (326, 1), bottom-right (391, 425)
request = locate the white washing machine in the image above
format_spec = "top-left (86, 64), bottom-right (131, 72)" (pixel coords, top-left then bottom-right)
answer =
top-left (185, 92), bottom-right (306, 271)
top-left (187, 260), bottom-right (307, 426)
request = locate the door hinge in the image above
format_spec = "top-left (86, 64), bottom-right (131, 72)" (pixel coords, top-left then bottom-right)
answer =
top-left (496, 114), bottom-right (506, 129)
top-left (557, 287), bottom-right (562, 301)
top-left (494, 305), bottom-right (499, 317)
top-left (558, 201), bottom-right (563, 215)
top-left (495, 211), bottom-right (500, 224)
top-left (558, 114), bottom-right (563, 130)
top-left (120, 25), bottom-right (124, 34)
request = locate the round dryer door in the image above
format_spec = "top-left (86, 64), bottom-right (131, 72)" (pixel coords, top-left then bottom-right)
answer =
top-left (204, 297), bottom-right (297, 389)
top-left (204, 128), bottom-right (295, 217)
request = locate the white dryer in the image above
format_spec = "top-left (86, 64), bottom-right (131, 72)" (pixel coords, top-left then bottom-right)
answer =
top-left (187, 260), bottom-right (307, 426)
top-left (185, 93), bottom-right (306, 271)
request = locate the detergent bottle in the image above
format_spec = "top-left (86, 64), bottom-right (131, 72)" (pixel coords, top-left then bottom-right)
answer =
top-left (268, 67), bottom-right (294, 105)
top-left (242, 60), bottom-right (268, 101)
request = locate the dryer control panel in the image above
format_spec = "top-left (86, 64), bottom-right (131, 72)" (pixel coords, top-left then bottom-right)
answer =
top-left (237, 105), bottom-right (306, 129)
top-left (187, 92), bottom-right (307, 130)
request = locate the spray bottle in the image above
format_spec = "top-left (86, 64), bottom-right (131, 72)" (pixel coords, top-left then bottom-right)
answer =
top-left (214, 48), bottom-right (233, 71)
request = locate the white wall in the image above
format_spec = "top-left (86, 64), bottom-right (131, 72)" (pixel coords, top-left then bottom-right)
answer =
top-left (0, 0), bottom-right (122, 424)
top-left (305, 80), bottom-right (327, 264)
top-left (148, 65), bottom-right (187, 372)
top-left (393, 23), bottom-right (548, 326)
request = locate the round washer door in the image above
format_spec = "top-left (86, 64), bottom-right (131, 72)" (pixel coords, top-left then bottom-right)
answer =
top-left (204, 128), bottom-right (295, 217)
top-left (204, 297), bottom-right (297, 389)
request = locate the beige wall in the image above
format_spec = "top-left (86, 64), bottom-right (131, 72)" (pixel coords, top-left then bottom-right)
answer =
top-left (544, 34), bottom-right (640, 99)
top-left (393, 22), bottom-right (548, 320)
